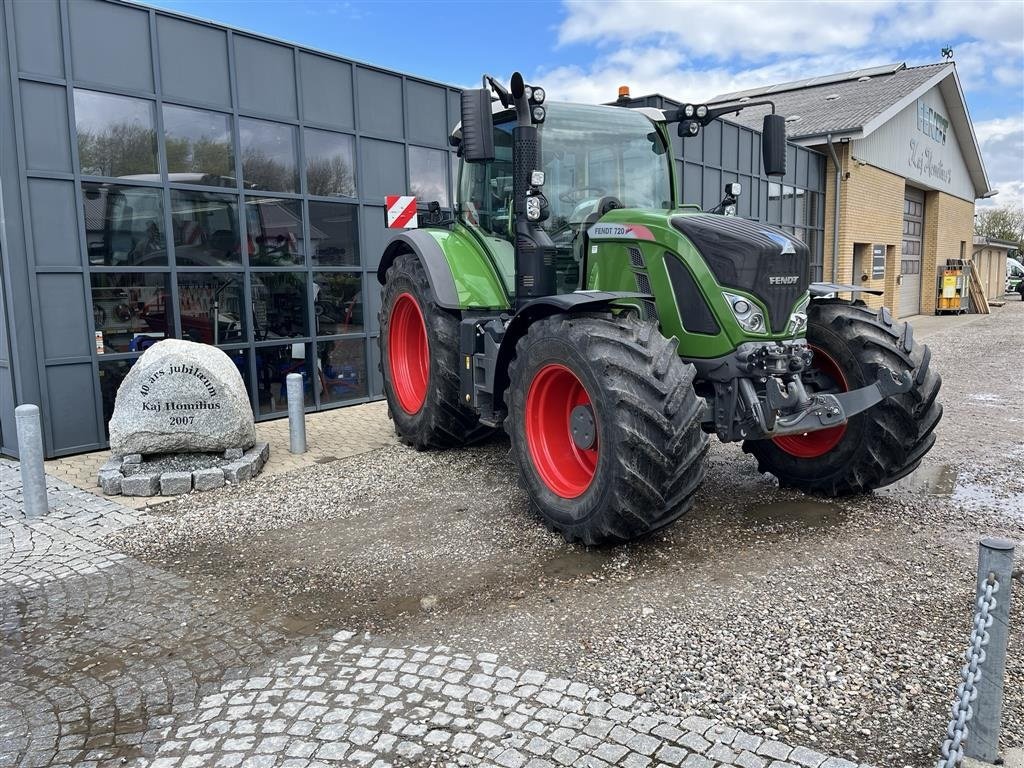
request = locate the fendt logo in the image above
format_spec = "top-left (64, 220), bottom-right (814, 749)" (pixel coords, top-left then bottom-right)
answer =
top-left (768, 275), bottom-right (800, 285)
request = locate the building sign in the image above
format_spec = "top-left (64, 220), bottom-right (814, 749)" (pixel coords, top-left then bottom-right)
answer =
top-left (872, 244), bottom-right (886, 279)
top-left (908, 138), bottom-right (953, 185)
top-left (917, 99), bottom-right (948, 145)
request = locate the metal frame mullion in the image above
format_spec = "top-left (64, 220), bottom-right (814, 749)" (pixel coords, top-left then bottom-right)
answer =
top-left (293, 45), bottom-right (318, 411)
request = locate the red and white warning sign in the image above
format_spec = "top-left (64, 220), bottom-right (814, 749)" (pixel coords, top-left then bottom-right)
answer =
top-left (385, 195), bottom-right (418, 229)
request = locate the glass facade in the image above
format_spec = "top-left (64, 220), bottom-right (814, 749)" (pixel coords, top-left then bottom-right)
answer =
top-left (0, 0), bottom-right (826, 457)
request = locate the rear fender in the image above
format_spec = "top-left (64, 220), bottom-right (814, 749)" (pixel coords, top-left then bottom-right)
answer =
top-left (377, 229), bottom-right (509, 310)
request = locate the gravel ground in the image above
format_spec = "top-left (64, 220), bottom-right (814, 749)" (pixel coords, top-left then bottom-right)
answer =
top-left (108, 301), bottom-right (1024, 768)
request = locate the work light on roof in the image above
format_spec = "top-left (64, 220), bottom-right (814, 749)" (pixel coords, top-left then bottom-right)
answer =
top-left (696, 104), bottom-right (708, 118)
top-left (683, 104), bottom-right (695, 118)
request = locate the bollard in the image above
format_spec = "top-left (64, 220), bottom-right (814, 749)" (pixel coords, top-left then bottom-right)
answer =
top-left (286, 373), bottom-right (307, 454)
top-left (966, 537), bottom-right (1016, 764)
top-left (14, 404), bottom-right (48, 516)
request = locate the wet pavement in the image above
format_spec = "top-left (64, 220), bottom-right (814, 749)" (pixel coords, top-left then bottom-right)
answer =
top-left (3, 302), bottom-right (1023, 768)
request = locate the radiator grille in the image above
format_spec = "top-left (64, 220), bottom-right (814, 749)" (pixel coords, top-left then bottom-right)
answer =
top-left (629, 246), bottom-right (645, 269)
top-left (641, 299), bottom-right (658, 322)
top-left (634, 272), bottom-right (651, 294)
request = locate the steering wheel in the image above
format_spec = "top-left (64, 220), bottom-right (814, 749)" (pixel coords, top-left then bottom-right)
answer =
top-left (559, 186), bottom-right (606, 204)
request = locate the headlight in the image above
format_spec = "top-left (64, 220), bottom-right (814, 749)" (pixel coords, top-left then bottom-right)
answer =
top-left (683, 104), bottom-right (695, 118)
top-left (787, 295), bottom-right (810, 335)
top-left (532, 106), bottom-right (546, 122)
top-left (532, 87), bottom-right (545, 104)
top-left (724, 292), bottom-right (767, 334)
top-left (526, 195), bottom-right (541, 221)
top-left (696, 104), bottom-right (708, 118)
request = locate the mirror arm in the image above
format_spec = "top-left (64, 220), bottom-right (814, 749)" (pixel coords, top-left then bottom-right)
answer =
top-left (701, 98), bottom-right (777, 125)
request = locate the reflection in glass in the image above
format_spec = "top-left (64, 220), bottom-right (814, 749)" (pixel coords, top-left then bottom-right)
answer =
top-left (318, 338), bottom-right (367, 404)
top-left (239, 118), bottom-right (298, 192)
top-left (75, 89), bottom-right (157, 177)
top-left (314, 272), bottom-right (362, 335)
top-left (305, 129), bottom-right (356, 197)
top-left (224, 349), bottom-right (252, 403)
top-left (91, 273), bottom-right (170, 353)
top-left (245, 197), bottom-right (304, 265)
top-left (99, 358), bottom-right (136, 434)
top-left (171, 190), bottom-right (241, 266)
top-left (310, 202), bottom-right (359, 266)
top-left (177, 273), bottom-right (246, 345)
top-left (251, 272), bottom-right (307, 339)
top-left (409, 146), bottom-right (449, 207)
top-left (163, 104), bottom-right (234, 183)
top-left (256, 343), bottom-right (313, 415)
top-left (83, 183), bottom-right (167, 266)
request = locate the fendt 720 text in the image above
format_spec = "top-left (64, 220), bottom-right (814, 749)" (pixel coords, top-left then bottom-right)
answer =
top-left (376, 72), bottom-right (942, 545)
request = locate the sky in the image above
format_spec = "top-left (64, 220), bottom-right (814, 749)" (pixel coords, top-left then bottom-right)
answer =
top-left (140, 0), bottom-right (1024, 208)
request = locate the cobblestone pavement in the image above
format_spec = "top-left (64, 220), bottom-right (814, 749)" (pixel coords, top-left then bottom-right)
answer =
top-left (1, 461), bottom-right (869, 768)
top-left (43, 401), bottom-right (397, 510)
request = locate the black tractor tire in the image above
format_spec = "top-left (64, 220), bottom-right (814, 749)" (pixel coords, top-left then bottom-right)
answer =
top-left (378, 251), bottom-right (491, 449)
top-left (743, 300), bottom-right (942, 495)
top-left (506, 314), bottom-right (708, 546)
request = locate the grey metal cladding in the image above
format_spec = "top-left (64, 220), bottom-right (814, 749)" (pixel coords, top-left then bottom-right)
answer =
top-left (46, 362), bottom-right (100, 450)
top-left (357, 68), bottom-right (403, 139)
top-left (12, 0), bottom-right (64, 78)
top-left (20, 81), bottom-right (72, 172)
top-left (359, 138), bottom-right (406, 201)
top-left (68, 0), bottom-right (153, 92)
top-left (28, 180), bottom-right (81, 268)
top-left (234, 35), bottom-right (297, 119)
top-left (406, 81), bottom-right (447, 146)
top-left (300, 52), bottom-right (354, 129)
top-left (157, 16), bottom-right (231, 108)
top-left (37, 274), bottom-right (91, 360)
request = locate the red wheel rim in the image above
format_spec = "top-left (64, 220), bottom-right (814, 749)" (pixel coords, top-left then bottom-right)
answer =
top-left (773, 344), bottom-right (848, 458)
top-left (388, 293), bottom-right (429, 414)
top-left (525, 364), bottom-right (598, 498)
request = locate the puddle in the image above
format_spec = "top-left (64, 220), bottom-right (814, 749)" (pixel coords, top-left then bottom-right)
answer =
top-left (741, 500), bottom-right (844, 528)
top-left (879, 463), bottom-right (959, 496)
top-left (540, 550), bottom-right (608, 580)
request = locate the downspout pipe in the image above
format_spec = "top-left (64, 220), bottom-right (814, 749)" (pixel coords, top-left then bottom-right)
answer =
top-left (826, 133), bottom-right (841, 284)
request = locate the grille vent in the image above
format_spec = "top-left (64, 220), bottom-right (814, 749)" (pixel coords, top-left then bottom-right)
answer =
top-left (641, 300), bottom-right (658, 321)
top-left (634, 272), bottom-right (651, 294)
top-left (629, 247), bottom-right (645, 269)
top-left (520, 274), bottom-right (535, 288)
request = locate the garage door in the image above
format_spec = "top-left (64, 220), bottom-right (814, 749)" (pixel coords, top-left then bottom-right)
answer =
top-left (899, 188), bottom-right (924, 317)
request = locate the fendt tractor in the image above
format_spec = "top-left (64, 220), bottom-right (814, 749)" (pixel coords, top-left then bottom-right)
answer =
top-left (377, 72), bottom-right (942, 545)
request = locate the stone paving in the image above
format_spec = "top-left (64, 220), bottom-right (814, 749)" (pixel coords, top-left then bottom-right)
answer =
top-left (43, 401), bottom-right (397, 510)
top-left (1, 459), bottom-right (870, 768)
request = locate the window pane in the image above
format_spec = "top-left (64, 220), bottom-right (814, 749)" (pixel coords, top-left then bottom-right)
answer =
top-left (409, 146), bottom-right (449, 207)
top-left (224, 349), bottom-right (252, 404)
top-left (91, 273), bottom-right (170, 353)
top-left (251, 272), bottom-right (308, 339)
top-left (245, 197), bottom-right (304, 266)
top-left (305, 129), bottom-right (356, 197)
top-left (171, 190), bottom-right (241, 266)
top-left (318, 338), bottom-right (367, 404)
top-left (309, 201), bottom-right (359, 266)
top-left (314, 272), bottom-right (362, 335)
top-left (177, 272), bottom-right (247, 345)
top-left (163, 104), bottom-right (235, 184)
top-left (99, 358), bottom-right (136, 435)
top-left (256, 342), bottom-right (313, 415)
top-left (83, 183), bottom-right (167, 266)
top-left (239, 117), bottom-right (298, 192)
top-left (75, 89), bottom-right (157, 177)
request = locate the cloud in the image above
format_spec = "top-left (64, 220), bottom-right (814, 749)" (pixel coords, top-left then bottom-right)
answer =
top-left (974, 116), bottom-right (1024, 208)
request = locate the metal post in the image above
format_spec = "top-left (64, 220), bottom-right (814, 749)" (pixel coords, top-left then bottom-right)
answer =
top-left (286, 373), bottom-right (307, 454)
top-left (966, 537), bottom-right (1016, 763)
top-left (14, 404), bottom-right (48, 516)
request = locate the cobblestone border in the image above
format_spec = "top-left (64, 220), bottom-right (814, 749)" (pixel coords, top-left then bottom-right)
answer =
top-left (95, 443), bottom-right (270, 497)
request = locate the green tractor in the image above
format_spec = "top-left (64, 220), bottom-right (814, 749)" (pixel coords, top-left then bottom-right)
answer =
top-left (377, 72), bottom-right (942, 545)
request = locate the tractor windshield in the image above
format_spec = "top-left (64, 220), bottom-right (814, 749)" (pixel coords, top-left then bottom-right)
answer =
top-left (539, 103), bottom-right (672, 228)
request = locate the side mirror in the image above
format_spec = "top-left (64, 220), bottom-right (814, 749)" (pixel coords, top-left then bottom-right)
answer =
top-left (460, 89), bottom-right (494, 163)
top-left (761, 113), bottom-right (787, 177)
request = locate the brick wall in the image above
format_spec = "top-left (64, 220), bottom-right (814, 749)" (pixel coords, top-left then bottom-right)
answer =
top-left (822, 144), bottom-right (904, 312)
top-left (822, 144), bottom-right (976, 318)
top-left (922, 192), bottom-right (975, 315)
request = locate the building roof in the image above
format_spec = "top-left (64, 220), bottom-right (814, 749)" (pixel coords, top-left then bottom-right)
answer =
top-left (973, 235), bottom-right (1019, 250)
top-left (705, 62), bottom-right (993, 198)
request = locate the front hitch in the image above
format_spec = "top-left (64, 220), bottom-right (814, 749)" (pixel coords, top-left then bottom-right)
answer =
top-left (762, 367), bottom-right (913, 437)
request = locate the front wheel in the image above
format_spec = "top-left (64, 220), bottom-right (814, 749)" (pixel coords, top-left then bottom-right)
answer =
top-left (743, 301), bottom-right (942, 495)
top-left (507, 314), bottom-right (708, 546)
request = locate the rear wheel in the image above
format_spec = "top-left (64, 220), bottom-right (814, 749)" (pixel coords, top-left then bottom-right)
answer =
top-left (743, 300), bottom-right (942, 495)
top-left (379, 251), bottom-right (490, 448)
top-left (507, 314), bottom-right (708, 546)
